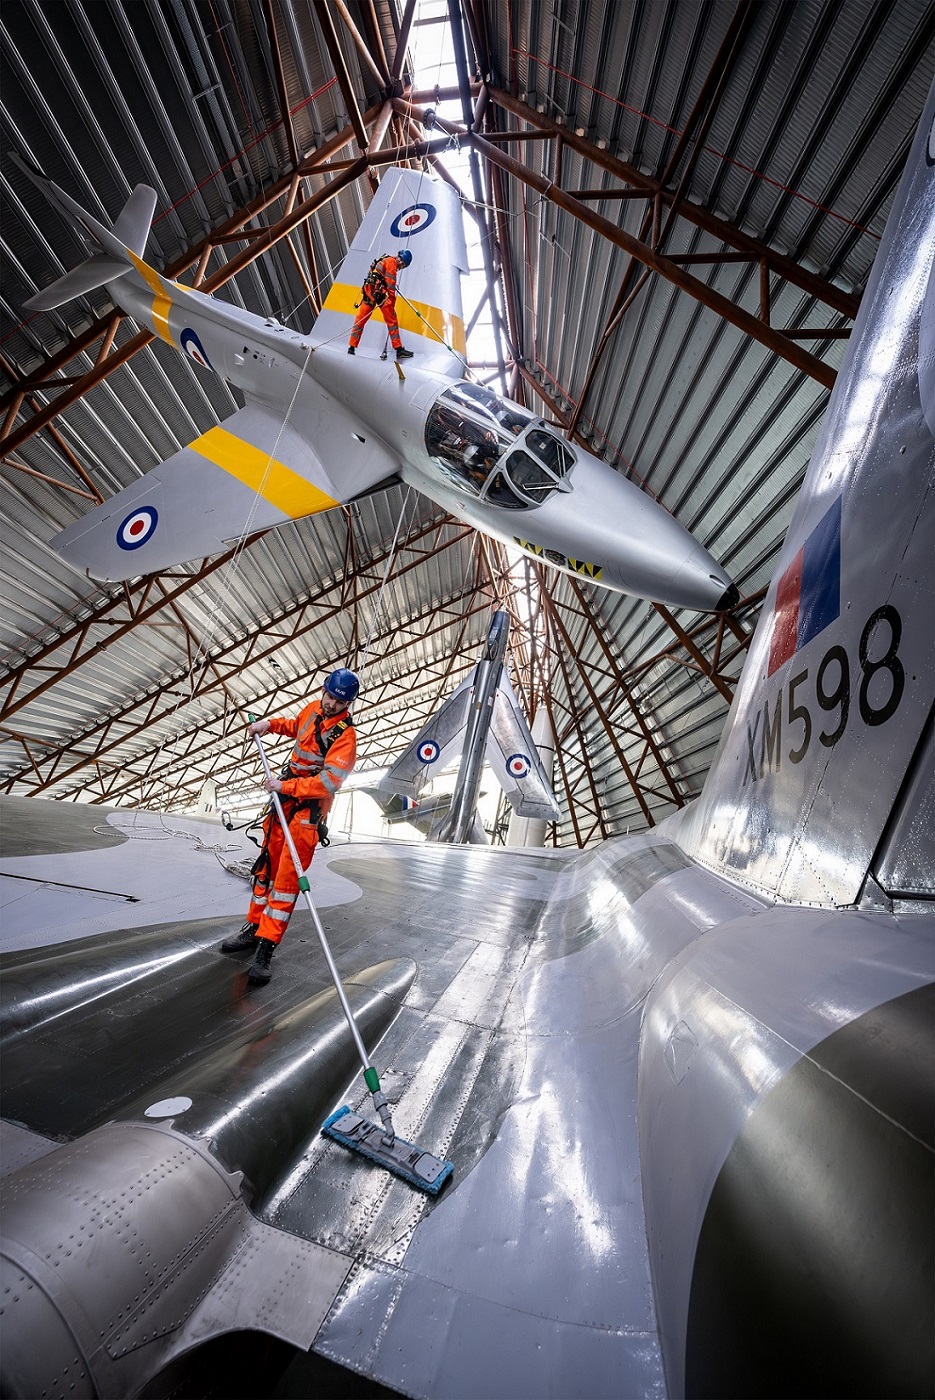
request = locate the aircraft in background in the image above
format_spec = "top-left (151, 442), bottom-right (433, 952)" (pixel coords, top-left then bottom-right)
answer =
top-left (362, 787), bottom-right (454, 838)
top-left (376, 609), bottom-right (559, 844)
top-left (14, 155), bottom-right (738, 613)
top-left (1, 82), bottom-right (932, 1400)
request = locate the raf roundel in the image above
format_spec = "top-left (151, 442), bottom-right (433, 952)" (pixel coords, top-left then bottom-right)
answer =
top-left (391, 203), bottom-right (436, 239)
top-left (417, 740), bottom-right (441, 765)
top-left (507, 753), bottom-right (531, 779)
top-left (117, 506), bottom-right (158, 551)
top-left (180, 327), bottom-right (214, 371)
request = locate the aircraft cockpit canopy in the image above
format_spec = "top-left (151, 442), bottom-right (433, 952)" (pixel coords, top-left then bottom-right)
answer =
top-left (424, 382), bottom-right (575, 510)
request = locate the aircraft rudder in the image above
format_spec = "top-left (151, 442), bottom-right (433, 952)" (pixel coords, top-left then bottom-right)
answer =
top-left (666, 81), bottom-right (935, 907)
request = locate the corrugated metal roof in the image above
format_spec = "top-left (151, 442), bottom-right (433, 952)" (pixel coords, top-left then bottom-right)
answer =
top-left (1, 0), bottom-right (931, 842)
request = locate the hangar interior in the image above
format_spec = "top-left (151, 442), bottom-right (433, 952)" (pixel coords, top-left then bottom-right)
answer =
top-left (0, 8), bottom-right (933, 1400)
top-left (2, 0), bottom-right (930, 843)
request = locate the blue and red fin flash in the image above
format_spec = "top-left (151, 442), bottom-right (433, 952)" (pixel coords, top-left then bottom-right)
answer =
top-left (322, 1105), bottom-right (454, 1196)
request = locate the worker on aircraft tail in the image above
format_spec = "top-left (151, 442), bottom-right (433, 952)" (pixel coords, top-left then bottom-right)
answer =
top-left (220, 669), bottom-right (359, 984)
top-left (348, 248), bottom-right (414, 359)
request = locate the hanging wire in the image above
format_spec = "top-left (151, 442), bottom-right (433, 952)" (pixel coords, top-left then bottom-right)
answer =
top-left (354, 486), bottom-right (414, 689)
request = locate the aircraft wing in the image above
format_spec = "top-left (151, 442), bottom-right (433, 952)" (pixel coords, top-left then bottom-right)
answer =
top-left (486, 672), bottom-right (561, 820)
top-left (313, 167), bottom-right (468, 377)
top-left (51, 399), bottom-right (397, 582)
top-left (376, 678), bottom-right (473, 797)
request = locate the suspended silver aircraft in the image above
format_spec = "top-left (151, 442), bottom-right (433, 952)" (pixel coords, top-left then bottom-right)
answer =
top-left (377, 608), bottom-right (560, 844)
top-left (1, 83), bottom-right (933, 1400)
top-left (14, 154), bottom-right (737, 613)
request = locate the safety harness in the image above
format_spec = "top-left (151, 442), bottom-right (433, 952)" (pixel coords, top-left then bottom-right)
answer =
top-left (357, 255), bottom-right (393, 308)
top-left (249, 714), bottom-right (353, 881)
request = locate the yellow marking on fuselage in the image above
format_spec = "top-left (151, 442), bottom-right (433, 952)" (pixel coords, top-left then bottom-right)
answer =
top-left (128, 251), bottom-right (174, 345)
top-left (189, 426), bottom-right (339, 519)
top-left (322, 282), bottom-right (466, 355)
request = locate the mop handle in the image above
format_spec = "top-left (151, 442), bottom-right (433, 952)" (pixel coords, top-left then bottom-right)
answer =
top-left (249, 716), bottom-right (374, 1081)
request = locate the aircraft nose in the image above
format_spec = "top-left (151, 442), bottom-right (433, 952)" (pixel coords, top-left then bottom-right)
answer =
top-left (551, 454), bottom-right (738, 612)
top-left (669, 544), bottom-right (739, 613)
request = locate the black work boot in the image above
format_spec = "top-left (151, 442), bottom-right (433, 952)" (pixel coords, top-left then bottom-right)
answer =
top-left (248, 937), bottom-right (276, 984)
top-left (347, 346), bottom-right (355, 355)
top-left (395, 346), bottom-right (413, 359)
top-left (220, 921), bottom-right (259, 953)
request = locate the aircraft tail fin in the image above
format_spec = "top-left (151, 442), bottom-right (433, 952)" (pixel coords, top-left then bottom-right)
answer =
top-left (13, 153), bottom-right (157, 311)
top-left (666, 78), bottom-right (935, 908)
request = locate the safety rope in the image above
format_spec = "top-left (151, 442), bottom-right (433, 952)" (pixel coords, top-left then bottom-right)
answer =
top-left (143, 334), bottom-right (317, 809)
top-left (354, 486), bottom-right (414, 690)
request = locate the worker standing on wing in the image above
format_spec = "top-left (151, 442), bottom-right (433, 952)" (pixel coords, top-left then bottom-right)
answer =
top-left (220, 669), bottom-right (359, 984)
top-left (348, 248), bottom-right (414, 359)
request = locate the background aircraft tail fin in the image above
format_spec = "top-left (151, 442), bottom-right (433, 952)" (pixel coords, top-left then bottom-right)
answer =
top-left (314, 166), bottom-right (469, 374)
top-left (13, 152), bottom-right (156, 310)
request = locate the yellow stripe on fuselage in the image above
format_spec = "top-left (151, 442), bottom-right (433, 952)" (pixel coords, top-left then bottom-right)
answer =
top-left (190, 426), bottom-right (339, 519)
top-left (128, 251), bottom-right (174, 344)
top-left (322, 282), bottom-right (466, 355)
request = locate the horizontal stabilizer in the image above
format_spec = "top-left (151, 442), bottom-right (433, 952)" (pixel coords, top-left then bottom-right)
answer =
top-left (486, 674), bottom-right (561, 820)
top-left (377, 681), bottom-right (472, 796)
top-left (23, 255), bottom-right (130, 312)
top-left (14, 152), bottom-right (157, 310)
top-left (52, 402), bottom-right (346, 581)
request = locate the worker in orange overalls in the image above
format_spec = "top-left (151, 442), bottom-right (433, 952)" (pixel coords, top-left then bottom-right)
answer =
top-left (220, 669), bottom-right (359, 984)
top-left (347, 248), bottom-right (414, 359)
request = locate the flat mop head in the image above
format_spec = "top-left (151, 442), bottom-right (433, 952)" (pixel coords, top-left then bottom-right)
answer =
top-left (322, 1105), bottom-right (454, 1195)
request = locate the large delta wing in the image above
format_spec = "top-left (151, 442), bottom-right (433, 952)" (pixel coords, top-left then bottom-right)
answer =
top-left (486, 673), bottom-right (561, 820)
top-left (377, 678), bottom-right (473, 797)
top-left (52, 399), bottom-right (397, 582)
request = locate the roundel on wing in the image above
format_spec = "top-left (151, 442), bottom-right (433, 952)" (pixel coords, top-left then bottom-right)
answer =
top-left (117, 506), bottom-right (158, 551)
top-left (417, 740), bottom-right (441, 764)
top-left (507, 753), bottom-right (531, 778)
top-left (390, 203), bottom-right (436, 238)
top-left (180, 327), bottom-right (214, 371)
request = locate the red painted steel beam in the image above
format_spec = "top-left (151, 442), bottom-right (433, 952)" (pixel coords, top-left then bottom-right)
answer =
top-left (486, 87), bottom-right (862, 323)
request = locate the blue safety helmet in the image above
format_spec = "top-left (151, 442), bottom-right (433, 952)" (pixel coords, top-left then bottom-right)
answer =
top-left (323, 668), bottom-right (360, 704)
top-left (396, 248), bottom-right (413, 268)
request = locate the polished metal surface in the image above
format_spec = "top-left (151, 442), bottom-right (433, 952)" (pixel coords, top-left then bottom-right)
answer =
top-left (639, 901), bottom-right (934, 1398)
top-left (1, 1122), bottom-right (349, 1399)
top-left (1, 805), bottom-right (932, 1398)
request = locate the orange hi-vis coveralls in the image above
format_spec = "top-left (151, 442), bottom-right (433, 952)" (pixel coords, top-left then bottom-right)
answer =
top-left (348, 254), bottom-right (404, 351)
top-left (246, 700), bottom-right (357, 945)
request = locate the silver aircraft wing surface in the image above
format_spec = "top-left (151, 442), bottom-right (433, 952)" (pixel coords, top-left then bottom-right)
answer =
top-left (486, 672), bottom-right (562, 821)
top-left (376, 678), bottom-right (472, 796)
top-left (51, 398), bottom-right (399, 582)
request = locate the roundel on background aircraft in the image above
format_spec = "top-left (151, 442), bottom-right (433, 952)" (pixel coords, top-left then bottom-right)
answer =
top-left (117, 506), bottom-right (158, 550)
top-left (417, 740), bottom-right (440, 764)
top-left (180, 327), bottom-right (213, 371)
top-left (507, 753), bottom-right (531, 778)
top-left (390, 203), bottom-right (436, 238)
